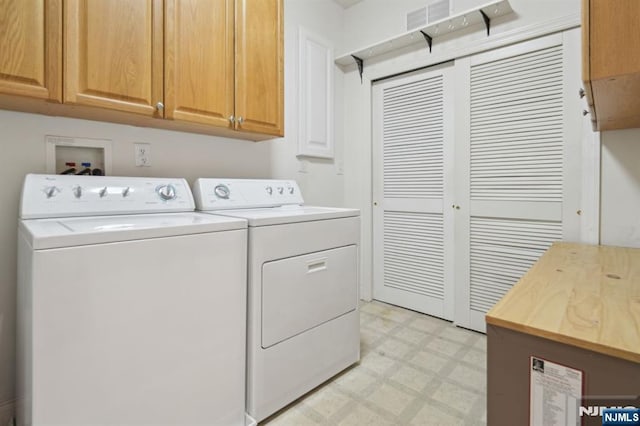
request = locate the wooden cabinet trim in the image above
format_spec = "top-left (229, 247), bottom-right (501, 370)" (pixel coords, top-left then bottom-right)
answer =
top-left (47, 0), bottom-right (63, 102)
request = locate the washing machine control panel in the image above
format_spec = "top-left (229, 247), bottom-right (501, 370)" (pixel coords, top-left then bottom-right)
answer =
top-left (20, 174), bottom-right (196, 219)
top-left (193, 178), bottom-right (304, 210)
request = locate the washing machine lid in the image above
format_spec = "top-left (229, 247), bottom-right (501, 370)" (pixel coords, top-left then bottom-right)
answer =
top-left (20, 212), bottom-right (247, 249)
top-left (211, 205), bottom-right (359, 227)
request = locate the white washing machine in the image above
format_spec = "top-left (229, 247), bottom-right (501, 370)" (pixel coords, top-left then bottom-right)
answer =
top-left (17, 174), bottom-right (248, 426)
top-left (192, 178), bottom-right (360, 422)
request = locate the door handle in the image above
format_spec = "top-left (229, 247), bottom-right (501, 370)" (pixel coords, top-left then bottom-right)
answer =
top-left (307, 258), bottom-right (328, 274)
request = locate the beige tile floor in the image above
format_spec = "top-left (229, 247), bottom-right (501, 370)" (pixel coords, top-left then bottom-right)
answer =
top-left (261, 300), bottom-right (487, 426)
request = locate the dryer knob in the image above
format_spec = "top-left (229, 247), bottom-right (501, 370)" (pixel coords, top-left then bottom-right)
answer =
top-left (73, 186), bottom-right (82, 199)
top-left (288, 187), bottom-right (294, 194)
top-left (277, 187), bottom-right (284, 194)
top-left (157, 184), bottom-right (177, 201)
top-left (99, 187), bottom-right (108, 198)
top-left (214, 184), bottom-right (230, 199)
top-left (265, 186), bottom-right (273, 195)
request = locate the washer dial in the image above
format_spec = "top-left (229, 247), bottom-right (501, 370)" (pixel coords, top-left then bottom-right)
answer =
top-left (157, 184), bottom-right (177, 201)
top-left (214, 184), bottom-right (230, 199)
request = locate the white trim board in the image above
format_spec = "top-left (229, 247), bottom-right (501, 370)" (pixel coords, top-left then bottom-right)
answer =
top-left (335, 0), bottom-right (513, 66)
top-left (349, 13), bottom-right (580, 82)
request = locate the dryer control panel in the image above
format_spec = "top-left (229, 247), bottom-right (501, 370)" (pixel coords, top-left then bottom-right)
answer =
top-left (20, 174), bottom-right (195, 219)
top-left (193, 178), bottom-right (304, 210)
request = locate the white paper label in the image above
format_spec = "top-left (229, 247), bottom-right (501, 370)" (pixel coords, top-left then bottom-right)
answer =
top-left (530, 356), bottom-right (583, 426)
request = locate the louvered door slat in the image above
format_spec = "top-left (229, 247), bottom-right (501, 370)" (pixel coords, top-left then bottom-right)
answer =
top-left (383, 75), bottom-right (443, 199)
top-left (383, 211), bottom-right (445, 299)
top-left (470, 45), bottom-right (563, 203)
top-left (469, 218), bottom-right (562, 312)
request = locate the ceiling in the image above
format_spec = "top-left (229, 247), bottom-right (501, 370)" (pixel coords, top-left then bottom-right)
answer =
top-left (332, 0), bottom-right (363, 9)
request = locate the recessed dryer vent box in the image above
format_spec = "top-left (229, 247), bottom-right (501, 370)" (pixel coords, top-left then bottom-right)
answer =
top-left (45, 136), bottom-right (113, 176)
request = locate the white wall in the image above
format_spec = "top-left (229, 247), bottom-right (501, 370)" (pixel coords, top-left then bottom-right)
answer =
top-left (0, 0), bottom-right (345, 420)
top-left (601, 129), bottom-right (640, 248)
top-left (275, 0), bottom-right (346, 207)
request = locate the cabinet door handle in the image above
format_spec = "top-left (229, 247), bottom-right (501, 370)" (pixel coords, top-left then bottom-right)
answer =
top-left (579, 88), bottom-right (585, 99)
top-left (237, 116), bottom-right (244, 124)
top-left (156, 102), bottom-right (164, 111)
top-left (582, 110), bottom-right (590, 116)
top-left (228, 115), bottom-right (235, 123)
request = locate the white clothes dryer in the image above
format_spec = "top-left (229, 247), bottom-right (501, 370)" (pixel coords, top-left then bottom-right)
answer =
top-left (17, 174), bottom-right (248, 426)
top-left (193, 178), bottom-right (360, 422)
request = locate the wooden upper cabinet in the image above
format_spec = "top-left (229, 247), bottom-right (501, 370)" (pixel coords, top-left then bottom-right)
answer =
top-left (165, 0), bottom-right (235, 127)
top-left (64, 0), bottom-right (163, 117)
top-left (0, 0), bottom-right (283, 138)
top-left (235, 0), bottom-right (284, 137)
top-left (583, 0), bottom-right (640, 130)
top-left (0, 0), bottom-right (62, 101)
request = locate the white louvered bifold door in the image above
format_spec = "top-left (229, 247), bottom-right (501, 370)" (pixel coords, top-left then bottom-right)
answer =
top-left (454, 33), bottom-right (582, 332)
top-left (372, 64), bottom-right (454, 320)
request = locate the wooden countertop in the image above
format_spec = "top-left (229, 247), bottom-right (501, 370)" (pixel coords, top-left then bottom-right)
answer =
top-left (486, 242), bottom-right (640, 364)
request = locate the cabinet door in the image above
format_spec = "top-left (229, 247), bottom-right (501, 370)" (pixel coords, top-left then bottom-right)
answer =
top-left (235, 0), bottom-right (284, 136)
top-left (64, 0), bottom-right (163, 117)
top-left (165, 0), bottom-right (234, 127)
top-left (0, 0), bottom-right (62, 101)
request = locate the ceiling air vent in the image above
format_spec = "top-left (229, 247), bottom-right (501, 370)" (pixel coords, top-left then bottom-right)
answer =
top-left (428, 0), bottom-right (451, 23)
top-left (406, 7), bottom-right (427, 31)
top-left (407, 1), bottom-right (452, 31)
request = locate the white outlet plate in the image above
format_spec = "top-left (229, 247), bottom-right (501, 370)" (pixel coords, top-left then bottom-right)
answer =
top-left (134, 143), bottom-right (151, 167)
top-left (298, 159), bottom-right (309, 174)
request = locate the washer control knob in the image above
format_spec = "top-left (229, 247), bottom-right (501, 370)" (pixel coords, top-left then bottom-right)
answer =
top-left (266, 186), bottom-right (273, 195)
top-left (99, 187), bottom-right (108, 198)
top-left (288, 187), bottom-right (294, 194)
top-left (157, 184), bottom-right (177, 201)
top-left (277, 187), bottom-right (284, 195)
top-left (214, 184), bottom-right (230, 199)
top-left (72, 186), bottom-right (82, 199)
top-left (44, 186), bottom-right (59, 198)
top-left (122, 187), bottom-right (131, 198)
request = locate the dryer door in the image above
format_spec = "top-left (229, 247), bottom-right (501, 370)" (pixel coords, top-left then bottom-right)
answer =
top-left (261, 245), bottom-right (358, 348)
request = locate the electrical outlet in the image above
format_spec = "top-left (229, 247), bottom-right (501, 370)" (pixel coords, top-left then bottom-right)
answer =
top-left (134, 143), bottom-right (151, 167)
top-left (298, 159), bottom-right (309, 174)
top-left (335, 160), bottom-right (344, 175)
